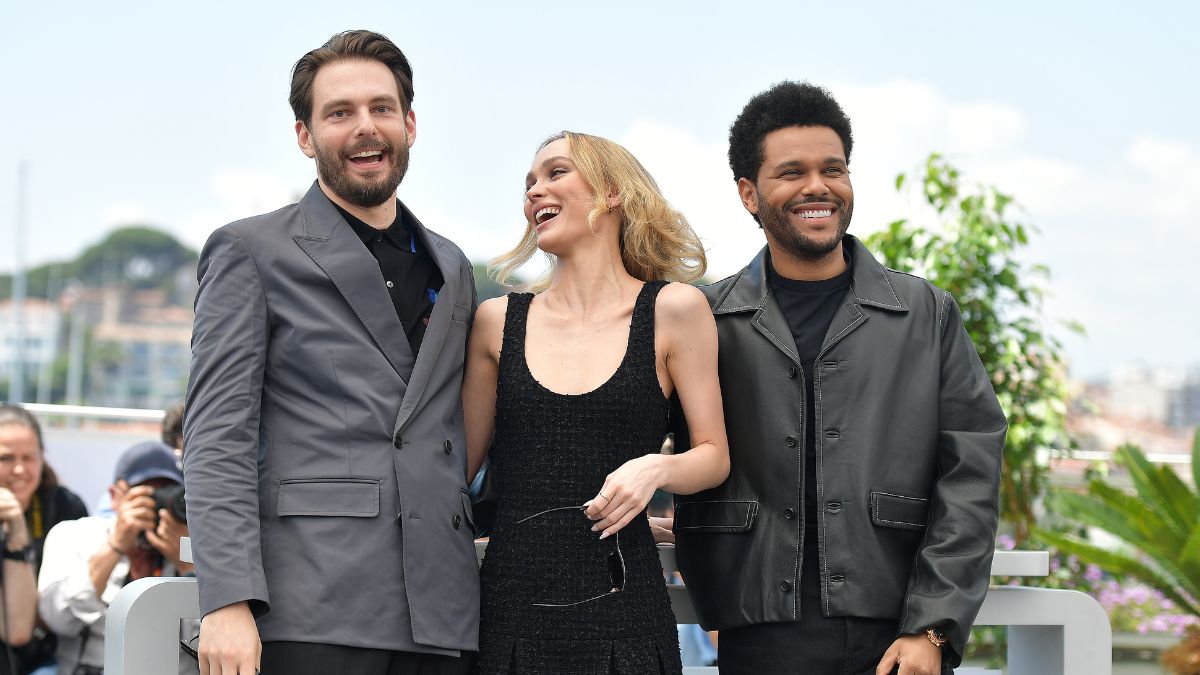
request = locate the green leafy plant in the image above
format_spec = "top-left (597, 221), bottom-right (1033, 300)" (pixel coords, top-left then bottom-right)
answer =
top-left (1034, 429), bottom-right (1200, 620)
top-left (865, 153), bottom-right (1079, 543)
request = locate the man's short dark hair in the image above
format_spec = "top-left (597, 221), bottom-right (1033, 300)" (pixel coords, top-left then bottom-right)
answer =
top-left (162, 401), bottom-right (184, 452)
top-left (289, 30), bottom-right (414, 126)
top-left (728, 81), bottom-right (854, 183)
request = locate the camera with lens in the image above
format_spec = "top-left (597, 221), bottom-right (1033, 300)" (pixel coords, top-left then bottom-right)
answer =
top-left (151, 483), bottom-right (187, 524)
top-left (136, 483), bottom-right (187, 550)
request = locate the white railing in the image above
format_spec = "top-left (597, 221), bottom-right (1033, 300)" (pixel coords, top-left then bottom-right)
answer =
top-left (104, 543), bottom-right (1107, 675)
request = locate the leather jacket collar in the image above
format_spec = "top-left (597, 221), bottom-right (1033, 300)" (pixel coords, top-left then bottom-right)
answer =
top-left (712, 235), bottom-right (910, 316)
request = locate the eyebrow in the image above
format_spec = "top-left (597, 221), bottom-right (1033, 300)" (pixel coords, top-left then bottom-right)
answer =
top-left (774, 157), bottom-right (848, 171)
top-left (524, 155), bottom-right (574, 186)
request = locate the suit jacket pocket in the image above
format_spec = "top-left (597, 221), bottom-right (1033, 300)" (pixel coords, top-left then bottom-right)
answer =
top-left (869, 491), bottom-right (929, 531)
top-left (277, 478), bottom-right (382, 517)
top-left (674, 500), bottom-right (758, 533)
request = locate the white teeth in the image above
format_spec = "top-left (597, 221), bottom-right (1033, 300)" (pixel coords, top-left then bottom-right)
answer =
top-left (350, 150), bottom-right (383, 159)
top-left (799, 209), bottom-right (832, 219)
top-left (535, 207), bottom-right (561, 223)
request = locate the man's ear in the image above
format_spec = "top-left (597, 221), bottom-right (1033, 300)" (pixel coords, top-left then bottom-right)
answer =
top-left (737, 177), bottom-right (760, 215)
top-left (404, 108), bottom-right (417, 148)
top-left (296, 120), bottom-right (316, 159)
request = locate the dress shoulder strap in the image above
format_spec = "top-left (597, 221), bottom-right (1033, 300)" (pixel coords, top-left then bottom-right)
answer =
top-left (499, 292), bottom-right (534, 374)
top-left (627, 281), bottom-right (669, 371)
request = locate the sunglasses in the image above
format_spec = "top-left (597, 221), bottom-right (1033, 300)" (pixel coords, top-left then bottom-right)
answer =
top-left (516, 504), bottom-right (625, 608)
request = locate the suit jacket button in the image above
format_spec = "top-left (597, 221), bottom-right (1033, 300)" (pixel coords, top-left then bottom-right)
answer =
top-left (393, 433), bottom-right (403, 449)
top-left (452, 514), bottom-right (462, 529)
top-left (394, 513), bottom-right (403, 525)
top-left (785, 436), bottom-right (798, 448)
top-left (780, 580), bottom-right (793, 592)
top-left (787, 366), bottom-right (798, 379)
top-left (444, 440), bottom-right (453, 454)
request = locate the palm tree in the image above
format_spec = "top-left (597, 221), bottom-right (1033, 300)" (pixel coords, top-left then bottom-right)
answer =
top-left (1034, 428), bottom-right (1200, 619)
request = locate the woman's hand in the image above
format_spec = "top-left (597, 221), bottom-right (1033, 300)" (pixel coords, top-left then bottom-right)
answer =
top-left (0, 487), bottom-right (30, 550)
top-left (584, 454), bottom-right (667, 539)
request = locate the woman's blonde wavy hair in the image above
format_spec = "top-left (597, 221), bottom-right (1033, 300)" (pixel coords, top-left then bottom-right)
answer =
top-left (491, 131), bottom-right (707, 291)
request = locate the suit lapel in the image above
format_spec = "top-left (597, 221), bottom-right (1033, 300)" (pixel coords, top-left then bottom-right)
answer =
top-left (293, 183), bottom-right (416, 381)
top-left (394, 204), bottom-right (460, 426)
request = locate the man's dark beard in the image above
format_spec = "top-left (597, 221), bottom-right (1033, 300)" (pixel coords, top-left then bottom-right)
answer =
top-left (315, 138), bottom-right (409, 208)
top-left (756, 193), bottom-right (853, 261)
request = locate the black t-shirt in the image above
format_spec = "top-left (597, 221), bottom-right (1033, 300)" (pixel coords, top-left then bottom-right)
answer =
top-left (767, 257), bottom-right (852, 565)
top-left (335, 202), bottom-right (444, 356)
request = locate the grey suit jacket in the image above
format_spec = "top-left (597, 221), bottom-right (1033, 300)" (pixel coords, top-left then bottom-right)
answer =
top-left (184, 182), bottom-right (480, 653)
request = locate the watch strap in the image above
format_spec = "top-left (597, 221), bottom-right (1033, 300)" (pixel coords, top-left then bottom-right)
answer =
top-left (3, 546), bottom-right (35, 563)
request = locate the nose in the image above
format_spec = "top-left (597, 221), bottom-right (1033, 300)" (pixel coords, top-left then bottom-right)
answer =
top-left (800, 172), bottom-right (829, 197)
top-left (353, 107), bottom-right (379, 137)
top-left (525, 178), bottom-right (545, 201)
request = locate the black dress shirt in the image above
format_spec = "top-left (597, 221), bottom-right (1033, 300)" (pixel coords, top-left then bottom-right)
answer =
top-left (335, 202), bottom-right (444, 355)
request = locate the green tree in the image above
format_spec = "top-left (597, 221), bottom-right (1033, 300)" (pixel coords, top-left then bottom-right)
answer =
top-left (0, 226), bottom-right (197, 299)
top-left (864, 153), bottom-right (1079, 544)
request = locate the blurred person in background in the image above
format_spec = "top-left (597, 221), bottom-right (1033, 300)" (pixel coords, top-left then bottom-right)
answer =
top-left (161, 402), bottom-right (185, 458)
top-left (0, 404), bottom-right (88, 675)
top-left (37, 441), bottom-right (196, 675)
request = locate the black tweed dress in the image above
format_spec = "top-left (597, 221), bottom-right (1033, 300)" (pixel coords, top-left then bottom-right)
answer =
top-left (474, 281), bottom-right (682, 675)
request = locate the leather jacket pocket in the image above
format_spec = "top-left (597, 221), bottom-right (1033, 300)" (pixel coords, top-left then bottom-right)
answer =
top-left (674, 500), bottom-right (759, 533)
top-left (869, 491), bottom-right (929, 530)
top-left (277, 478), bottom-right (382, 517)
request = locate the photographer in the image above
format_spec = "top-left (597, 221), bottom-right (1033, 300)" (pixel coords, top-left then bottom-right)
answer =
top-left (37, 442), bottom-right (197, 675)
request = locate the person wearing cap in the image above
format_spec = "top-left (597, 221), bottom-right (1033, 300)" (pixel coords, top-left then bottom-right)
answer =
top-left (36, 441), bottom-right (199, 675)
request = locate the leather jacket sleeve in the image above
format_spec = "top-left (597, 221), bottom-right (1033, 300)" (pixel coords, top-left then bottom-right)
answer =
top-left (896, 295), bottom-right (1007, 666)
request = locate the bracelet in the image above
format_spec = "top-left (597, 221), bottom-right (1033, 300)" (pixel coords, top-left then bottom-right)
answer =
top-left (107, 538), bottom-right (126, 556)
top-left (925, 626), bottom-right (947, 648)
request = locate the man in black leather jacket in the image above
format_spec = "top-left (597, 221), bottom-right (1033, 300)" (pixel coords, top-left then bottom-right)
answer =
top-left (672, 82), bottom-right (1007, 674)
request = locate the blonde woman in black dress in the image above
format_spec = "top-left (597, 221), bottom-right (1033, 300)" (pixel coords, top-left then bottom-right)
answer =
top-left (463, 131), bottom-right (729, 674)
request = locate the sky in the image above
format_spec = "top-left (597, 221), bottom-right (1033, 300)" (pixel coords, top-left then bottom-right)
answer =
top-left (2, 1), bottom-right (1197, 379)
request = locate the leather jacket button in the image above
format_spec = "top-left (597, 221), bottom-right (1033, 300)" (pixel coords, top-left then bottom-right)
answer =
top-left (785, 436), bottom-right (798, 448)
top-left (830, 574), bottom-right (845, 583)
top-left (787, 366), bottom-right (798, 379)
top-left (826, 501), bottom-right (842, 513)
top-left (444, 440), bottom-right (453, 454)
top-left (784, 508), bottom-right (795, 519)
top-left (394, 513), bottom-right (403, 525)
top-left (393, 433), bottom-right (403, 449)
top-left (824, 429), bottom-right (840, 439)
top-left (452, 514), bottom-right (462, 529)
top-left (780, 580), bottom-right (793, 592)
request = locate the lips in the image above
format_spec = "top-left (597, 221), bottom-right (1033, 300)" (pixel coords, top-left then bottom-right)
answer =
top-left (788, 200), bottom-right (840, 223)
top-left (344, 142), bottom-right (390, 169)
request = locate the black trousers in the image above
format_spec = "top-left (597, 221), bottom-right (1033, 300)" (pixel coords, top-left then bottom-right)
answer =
top-left (718, 544), bottom-right (948, 675)
top-left (260, 641), bottom-right (472, 675)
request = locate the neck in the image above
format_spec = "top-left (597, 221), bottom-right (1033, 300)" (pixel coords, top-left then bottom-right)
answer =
top-left (543, 226), bottom-right (640, 312)
top-left (768, 241), bottom-right (847, 281)
top-left (318, 179), bottom-right (396, 230)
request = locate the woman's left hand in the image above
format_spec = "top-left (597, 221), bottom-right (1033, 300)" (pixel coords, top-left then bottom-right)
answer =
top-left (584, 454), bottom-right (667, 539)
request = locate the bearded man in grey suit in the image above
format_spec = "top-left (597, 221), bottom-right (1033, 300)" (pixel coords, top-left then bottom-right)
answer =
top-left (184, 30), bottom-right (479, 675)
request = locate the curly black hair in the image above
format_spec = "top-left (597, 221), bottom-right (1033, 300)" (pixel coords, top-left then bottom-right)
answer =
top-left (728, 81), bottom-right (853, 183)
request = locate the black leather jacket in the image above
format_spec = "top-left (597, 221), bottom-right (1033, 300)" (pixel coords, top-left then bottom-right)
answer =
top-left (673, 237), bottom-right (1006, 666)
